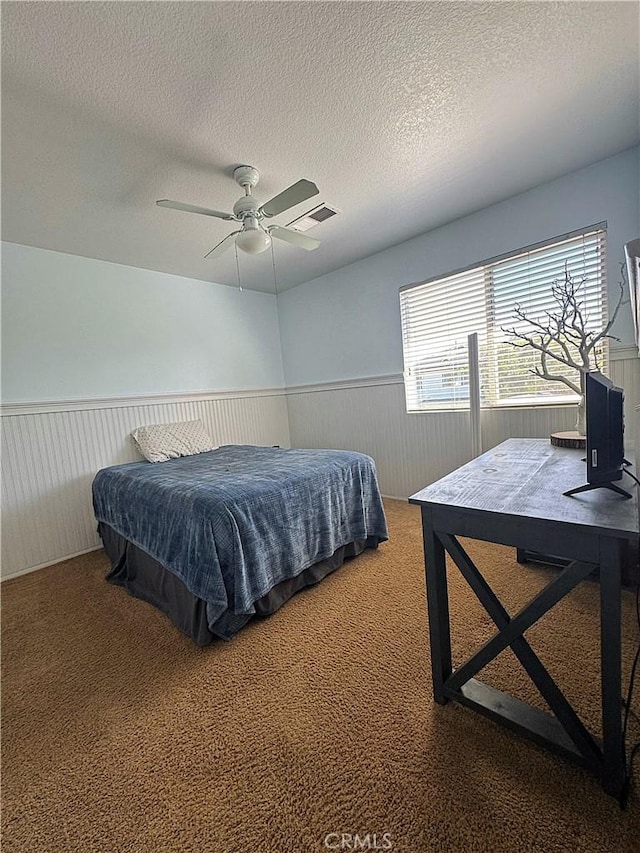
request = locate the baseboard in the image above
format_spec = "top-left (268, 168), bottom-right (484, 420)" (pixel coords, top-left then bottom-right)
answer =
top-left (1, 545), bottom-right (103, 582)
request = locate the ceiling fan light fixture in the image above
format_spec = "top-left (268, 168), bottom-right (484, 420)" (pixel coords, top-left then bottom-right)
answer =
top-left (236, 222), bottom-right (272, 254)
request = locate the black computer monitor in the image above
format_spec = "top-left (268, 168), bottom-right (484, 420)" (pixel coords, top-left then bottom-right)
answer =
top-left (564, 371), bottom-right (630, 498)
top-left (585, 371), bottom-right (625, 485)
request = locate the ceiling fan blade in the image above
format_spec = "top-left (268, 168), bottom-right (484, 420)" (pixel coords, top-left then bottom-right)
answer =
top-left (204, 230), bottom-right (241, 259)
top-left (268, 225), bottom-right (320, 251)
top-left (157, 199), bottom-right (236, 220)
top-left (259, 179), bottom-right (319, 218)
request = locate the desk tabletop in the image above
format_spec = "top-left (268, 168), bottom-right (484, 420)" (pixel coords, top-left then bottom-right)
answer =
top-left (409, 438), bottom-right (639, 539)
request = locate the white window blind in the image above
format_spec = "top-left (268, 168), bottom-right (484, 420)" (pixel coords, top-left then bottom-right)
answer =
top-left (400, 226), bottom-right (608, 412)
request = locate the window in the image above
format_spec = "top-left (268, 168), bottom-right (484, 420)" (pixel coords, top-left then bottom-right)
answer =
top-left (399, 226), bottom-right (608, 412)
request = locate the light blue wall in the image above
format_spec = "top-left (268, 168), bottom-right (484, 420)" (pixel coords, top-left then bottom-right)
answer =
top-left (277, 147), bottom-right (640, 387)
top-left (1, 243), bottom-right (285, 402)
top-left (3, 149), bottom-right (638, 402)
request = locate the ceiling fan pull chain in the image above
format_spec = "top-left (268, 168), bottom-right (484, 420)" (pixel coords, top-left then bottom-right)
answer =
top-left (271, 240), bottom-right (278, 295)
top-left (235, 243), bottom-right (243, 292)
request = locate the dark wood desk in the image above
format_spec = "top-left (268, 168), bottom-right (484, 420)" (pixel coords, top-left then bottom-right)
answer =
top-left (409, 438), bottom-right (639, 800)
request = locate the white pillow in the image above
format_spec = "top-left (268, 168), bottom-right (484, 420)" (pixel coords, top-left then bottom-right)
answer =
top-left (131, 419), bottom-right (217, 463)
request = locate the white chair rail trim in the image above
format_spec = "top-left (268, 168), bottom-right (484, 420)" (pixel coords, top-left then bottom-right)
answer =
top-left (0, 387), bottom-right (287, 416)
top-left (0, 347), bottom-right (635, 417)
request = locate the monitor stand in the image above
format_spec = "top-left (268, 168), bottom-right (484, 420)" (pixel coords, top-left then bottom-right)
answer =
top-left (564, 481), bottom-right (632, 499)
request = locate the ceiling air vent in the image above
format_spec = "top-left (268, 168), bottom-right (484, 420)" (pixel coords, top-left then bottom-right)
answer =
top-left (287, 203), bottom-right (340, 233)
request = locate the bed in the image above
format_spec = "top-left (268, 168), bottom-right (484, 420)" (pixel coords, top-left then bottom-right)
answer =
top-left (92, 444), bottom-right (388, 643)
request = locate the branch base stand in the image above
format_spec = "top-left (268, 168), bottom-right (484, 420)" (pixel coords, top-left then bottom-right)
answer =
top-left (550, 430), bottom-right (586, 450)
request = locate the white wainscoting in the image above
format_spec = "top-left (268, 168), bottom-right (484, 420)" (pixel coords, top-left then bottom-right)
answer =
top-left (286, 380), bottom-right (573, 499)
top-left (286, 353), bottom-right (640, 500)
top-left (2, 353), bottom-right (637, 579)
top-left (1, 392), bottom-right (290, 579)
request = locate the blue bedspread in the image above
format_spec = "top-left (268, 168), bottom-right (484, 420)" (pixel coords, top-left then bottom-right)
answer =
top-left (92, 445), bottom-right (388, 637)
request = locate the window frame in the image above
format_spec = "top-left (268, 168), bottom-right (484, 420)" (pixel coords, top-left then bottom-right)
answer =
top-left (399, 222), bottom-right (609, 414)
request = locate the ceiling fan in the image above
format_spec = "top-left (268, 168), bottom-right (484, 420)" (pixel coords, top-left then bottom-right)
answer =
top-left (157, 166), bottom-right (321, 259)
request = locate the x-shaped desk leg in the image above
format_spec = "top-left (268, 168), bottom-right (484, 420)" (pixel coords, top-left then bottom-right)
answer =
top-left (422, 515), bottom-right (624, 797)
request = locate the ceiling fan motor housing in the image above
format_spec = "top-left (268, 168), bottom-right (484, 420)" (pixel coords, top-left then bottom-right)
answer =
top-left (233, 195), bottom-right (261, 219)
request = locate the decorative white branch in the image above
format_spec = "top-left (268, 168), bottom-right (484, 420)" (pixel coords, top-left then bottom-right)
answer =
top-left (531, 350), bottom-right (581, 395)
top-left (501, 264), bottom-right (624, 396)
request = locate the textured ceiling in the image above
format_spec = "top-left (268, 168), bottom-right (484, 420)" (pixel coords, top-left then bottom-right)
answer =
top-left (2, 1), bottom-right (639, 294)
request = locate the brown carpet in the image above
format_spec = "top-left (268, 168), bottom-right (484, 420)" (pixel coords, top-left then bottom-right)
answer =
top-left (2, 499), bottom-right (639, 852)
